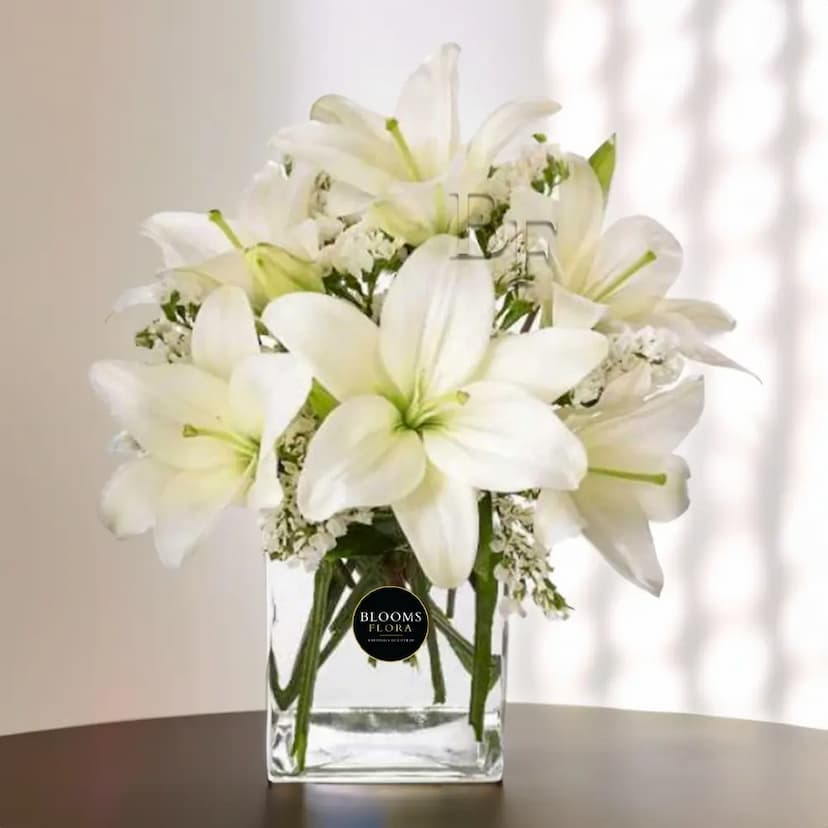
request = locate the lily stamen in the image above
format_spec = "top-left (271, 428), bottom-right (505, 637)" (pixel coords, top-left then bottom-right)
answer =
top-left (403, 388), bottom-right (471, 431)
top-left (385, 117), bottom-right (423, 180)
top-left (591, 249), bottom-right (656, 302)
top-left (208, 209), bottom-right (244, 249)
top-left (587, 466), bottom-right (667, 486)
top-left (182, 422), bottom-right (259, 457)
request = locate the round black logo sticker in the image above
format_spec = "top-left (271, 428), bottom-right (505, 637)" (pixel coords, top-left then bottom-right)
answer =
top-left (352, 586), bottom-right (429, 662)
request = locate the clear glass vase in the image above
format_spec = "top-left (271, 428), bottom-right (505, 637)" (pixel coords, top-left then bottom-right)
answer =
top-left (266, 541), bottom-right (507, 783)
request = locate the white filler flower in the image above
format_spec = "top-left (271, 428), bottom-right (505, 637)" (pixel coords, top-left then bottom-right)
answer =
top-left (263, 234), bottom-right (606, 588)
top-left (534, 376), bottom-right (704, 595)
top-left (90, 286), bottom-right (311, 566)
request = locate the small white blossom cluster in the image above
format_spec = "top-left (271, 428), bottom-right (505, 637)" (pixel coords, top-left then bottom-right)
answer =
top-left (134, 317), bottom-right (192, 363)
top-left (319, 222), bottom-right (406, 279)
top-left (486, 142), bottom-right (562, 206)
top-left (260, 410), bottom-right (373, 570)
top-left (487, 226), bottom-right (530, 292)
top-left (491, 494), bottom-right (570, 619)
top-left (570, 324), bottom-right (684, 407)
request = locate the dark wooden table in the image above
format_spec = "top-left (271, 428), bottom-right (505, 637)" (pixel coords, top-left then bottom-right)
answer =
top-left (1, 704), bottom-right (826, 827)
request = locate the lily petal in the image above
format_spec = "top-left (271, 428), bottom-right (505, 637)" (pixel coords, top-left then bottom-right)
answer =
top-left (111, 281), bottom-right (166, 313)
top-left (395, 43), bottom-right (461, 178)
top-left (576, 477), bottom-right (664, 595)
top-left (506, 184), bottom-right (558, 227)
top-left (190, 286), bottom-right (260, 380)
top-left (100, 458), bottom-right (174, 538)
top-left (648, 307), bottom-right (757, 378)
top-left (392, 463), bottom-right (478, 589)
top-left (588, 216), bottom-right (682, 312)
top-left (272, 121), bottom-right (396, 195)
top-left (89, 361), bottom-right (236, 470)
top-left (581, 377), bottom-right (704, 457)
top-left (154, 466), bottom-right (248, 567)
top-left (238, 162), bottom-right (317, 244)
top-left (652, 298), bottom-right (736, 336)
top-left (172, 249), bottom-right (255, 297)
top-left (262, 293), bottom-right (386, 401)
top-left (627, 454), bottom-right (691, 523)
top-left (228, 353), bottom-right (311, 437)
top-left (598, 362), bottom-right (653, 406)
top-left (325, 180), bottom-right (375, 217)
top-left (681, 340), bottom-right (758, 378)
top-left (534, 488), bottom-right (585, 549)
top-left (550, 283), bottom-right (608, 329)
top-left (379, 234), bottom-right (494, 400)
top-left (247, 457), bottom-right (284, 511)
top-left (367, 180), bottom-right (448, 246)
top-left (297, 395), bottom-right (426, 521)
top-left (477, 328), bottom-right (608, 402)
top-left (555, 154), bottom-right (605, 290)
top-left (311, 94), bottom-right (388, 138)
top-left (228, 353), bottom-right (311, 510)
top-left (142, 212), bottom-right (231, 268)
top-left (468, 99), bottom-right (561, 168)
top-left (423, 381), bottom-right (587, 492)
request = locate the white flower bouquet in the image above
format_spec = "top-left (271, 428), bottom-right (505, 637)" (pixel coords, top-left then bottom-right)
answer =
top-left (90, 44), bottom-right (744, 782)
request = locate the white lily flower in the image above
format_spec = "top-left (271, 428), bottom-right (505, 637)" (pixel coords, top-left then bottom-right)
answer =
top-left (508, 154), bottom-right (746, 371)
top-left (272, 43), bottom-right (560, 245)
top-left (262, 235), bottom-right (606, 588)
top-left (91, 286), bottom-right (311, 566)
top-left (534, 376), bottom-right (704, 596)
top-left (115, 163), bottom-right (329, 314)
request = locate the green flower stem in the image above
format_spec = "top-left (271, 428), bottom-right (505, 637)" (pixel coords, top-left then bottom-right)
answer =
top-left (424, 617), bottom-right (447, 704)
top-left (445, 588), bottom-right (456, 620)
top-left (318, 568), bottom-right (381, 668)
top-left (292, 560), bottom-right (334, 772)
top-left (469, 494), bottom-right (499, 741)
top-left (520, 306), bottom-right (539, 333)
top-left (411, 568), bottom-right (447, 705)
top-left (426, 598), bottom-right (500, 693)
top-left (272, 565), bottom-right (348, 710)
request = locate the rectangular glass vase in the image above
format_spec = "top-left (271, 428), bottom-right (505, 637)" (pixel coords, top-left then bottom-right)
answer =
top-left (266, 557), bottom-right (507, 783)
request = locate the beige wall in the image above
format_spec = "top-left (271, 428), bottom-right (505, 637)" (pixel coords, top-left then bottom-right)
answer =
top-left (1, 0), bottom-right (825, 735)
top-left (0, 0), bottom-right (280, 734)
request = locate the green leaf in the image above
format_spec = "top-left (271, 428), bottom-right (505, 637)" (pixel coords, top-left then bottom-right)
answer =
top-left (588, 133), bottom-right (616, 202)
top-left (323, 522), bottom-right (396, 560)
top-left (160, 290), bottom-right (181, 323)
top-left (498, 297), bottom-right (534, 331)
top-left (308, 380), bottom-right (338, 420)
